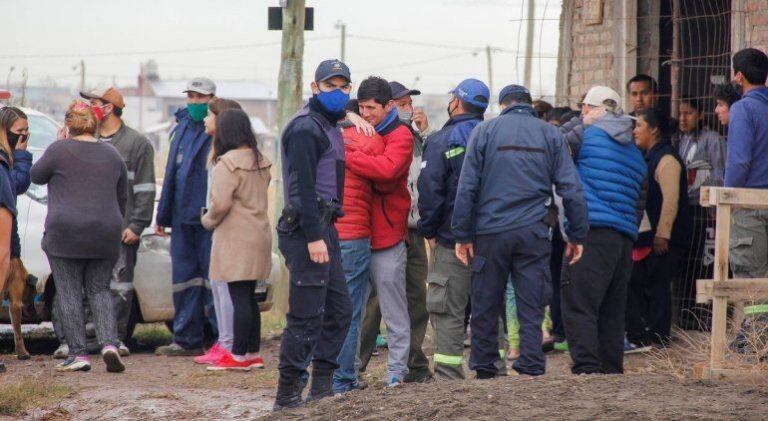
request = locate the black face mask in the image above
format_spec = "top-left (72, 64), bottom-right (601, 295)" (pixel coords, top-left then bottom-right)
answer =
top-left (6, 131), bottom-right (22, 149)
top-left (446, 99), bottom-right (458, 118)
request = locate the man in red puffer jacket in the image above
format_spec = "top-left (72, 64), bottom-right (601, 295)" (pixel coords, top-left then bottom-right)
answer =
top-left (333, 99), bottom-right (386, 393)
top-left (344, 77), bottom-right (413, 386)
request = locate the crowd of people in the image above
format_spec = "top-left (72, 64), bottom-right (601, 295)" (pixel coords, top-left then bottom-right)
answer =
top-left (0, 44), bottom-right (766, 412)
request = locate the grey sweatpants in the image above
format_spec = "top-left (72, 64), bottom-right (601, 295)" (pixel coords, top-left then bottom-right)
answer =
top-left (370, 241), bottom-right (411, 380)
top-left (211, 280), bottom-right (235, 351)
top-left (50, 257), bottom-right (119, 356)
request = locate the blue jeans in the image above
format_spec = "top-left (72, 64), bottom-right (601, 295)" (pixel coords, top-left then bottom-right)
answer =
top-left (333, 238), bottom-right (371, 393)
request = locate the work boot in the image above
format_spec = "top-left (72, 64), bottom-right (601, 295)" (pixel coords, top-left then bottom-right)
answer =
top-left (305, 368), bottom-right (334, 402)
top-left (475, 369), bottom-right (496, 380)
top-left (273, 375), bottom-right (304, 411)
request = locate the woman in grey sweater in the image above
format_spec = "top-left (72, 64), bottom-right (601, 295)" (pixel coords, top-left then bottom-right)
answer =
top-left (31, 101), bottom-right (128, 373)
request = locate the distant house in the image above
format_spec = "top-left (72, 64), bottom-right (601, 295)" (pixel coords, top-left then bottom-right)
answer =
top-left (556, 0), bottom-right (768, 123)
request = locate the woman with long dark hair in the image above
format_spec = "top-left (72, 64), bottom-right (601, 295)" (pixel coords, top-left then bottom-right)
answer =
top-left (193, 98), bottom-right (243, 366)
top-left (202, 109), bottom-right (271, 370)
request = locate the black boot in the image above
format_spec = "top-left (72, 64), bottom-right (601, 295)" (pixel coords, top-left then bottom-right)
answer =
top-left (305, 368), bottom-right (334, 403)
top-left (273, 375), bottom-right (303, 411)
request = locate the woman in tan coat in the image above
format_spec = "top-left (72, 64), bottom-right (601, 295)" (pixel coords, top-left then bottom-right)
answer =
top-left (202, 108), bottom-right (272, 371)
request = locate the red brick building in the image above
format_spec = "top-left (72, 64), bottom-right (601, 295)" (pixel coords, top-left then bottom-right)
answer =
top-left (556, 0), bottom-right (768, 122)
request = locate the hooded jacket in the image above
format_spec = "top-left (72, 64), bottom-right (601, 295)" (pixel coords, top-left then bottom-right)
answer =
top-left (672, 126), bottom-right (725, 205)
top-left (725, 86), bottom-right (768, 188)
top-left (577, 113), bottom-right (647, 240)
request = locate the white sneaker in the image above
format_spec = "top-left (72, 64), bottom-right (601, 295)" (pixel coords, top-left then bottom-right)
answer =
top-left (53, 344), bottom-right (69, 359)
top-left (118, 342), bottom-right (130, 357)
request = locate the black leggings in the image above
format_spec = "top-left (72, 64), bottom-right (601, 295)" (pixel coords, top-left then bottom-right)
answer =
top-left (227, 280), bottom-right (262, 356)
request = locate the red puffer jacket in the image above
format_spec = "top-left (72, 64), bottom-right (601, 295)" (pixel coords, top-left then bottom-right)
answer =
top-left (336, 127), bottom-right (385, 241)
top-left (345, 122), bottom-right (413, 250)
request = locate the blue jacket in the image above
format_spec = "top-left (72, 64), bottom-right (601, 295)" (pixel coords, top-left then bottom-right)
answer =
top-left (725, 87), bottom-right (768, 188)
top-left (157, 108), bottom-right (212, 226)
top-left (577, 114), bottom-right (646, 240)
top-left (451, 104), bottom-right (589, 243)
top-left (417, 113), bottom-right (483, 247)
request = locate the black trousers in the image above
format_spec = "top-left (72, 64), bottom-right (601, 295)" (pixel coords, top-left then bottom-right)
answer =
top-left (550, 229), bottom-right (566, 340)
top-left (277, 226), bottom-right (352, 378)
top-left (228, 280), bottom-right (262, 356)
top-left (562, 228), bottom-right (633, 375)
top-left (626, 247), bottom-right (683, 345)
top-left (469, 222), bottom-right (551, 376)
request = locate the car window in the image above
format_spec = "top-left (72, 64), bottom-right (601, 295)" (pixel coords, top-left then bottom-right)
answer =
top-left (27, 114), bottom-right (59, 150)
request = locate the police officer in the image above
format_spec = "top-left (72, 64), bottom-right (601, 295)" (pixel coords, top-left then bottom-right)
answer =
top-left (273, 60), bottom-right (353, 410)
top-left (451, 84), bottom-right (589, 378)
top-left (417, 79), bottom-right (507, 380)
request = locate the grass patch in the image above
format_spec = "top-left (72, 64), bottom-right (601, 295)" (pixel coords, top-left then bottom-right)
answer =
top-left (0, 378), bottom-right (71, 416)
top-left (133, 323), bottom-right (173, 348)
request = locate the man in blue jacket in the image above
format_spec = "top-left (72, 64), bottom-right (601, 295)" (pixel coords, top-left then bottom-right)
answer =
top-left (561, 86), bottom-right (647, 375)
top-left (155, 77), bottom-right (218, 356)
top-left (452, 84), bottom-right (589, 378)
top-left (418, 78), bottom-right (508, 380)
top-left (726, 48), bottom-right (768, 344)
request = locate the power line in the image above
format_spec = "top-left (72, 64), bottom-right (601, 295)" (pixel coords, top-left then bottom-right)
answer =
top-left (0, 36), bottom-right (336, 60)
top-left (356, 51), bottom-right (477, 73)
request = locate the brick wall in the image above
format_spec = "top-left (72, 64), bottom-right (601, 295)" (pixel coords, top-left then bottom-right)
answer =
top-left (562, 0), bottom-right (620, 106)
top-left (745, 0), bottom-right (768, 51)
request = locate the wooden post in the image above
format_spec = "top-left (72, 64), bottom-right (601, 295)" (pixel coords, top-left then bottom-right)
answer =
top-left (709, 203), bottom-right (731, 370)
top-left (274, 0), bottom-right (306, 237)
top-left (670, 0), bottom-right (681, 119)
top-left (523, 0), bottom-right (535, 89)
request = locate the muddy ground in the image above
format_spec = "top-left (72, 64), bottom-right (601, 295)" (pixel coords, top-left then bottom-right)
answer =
top-left (5, 334), bottom-right (768, 420)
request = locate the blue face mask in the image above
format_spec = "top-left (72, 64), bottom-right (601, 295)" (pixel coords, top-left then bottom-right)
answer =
top-left (316, 89), bottom-right (350, 114)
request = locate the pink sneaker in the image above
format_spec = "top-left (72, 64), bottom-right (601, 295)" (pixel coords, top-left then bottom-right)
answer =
top-left (194, 343), bottom-right (229, 365)
top-left (248, 355), bottom-right (265, 369)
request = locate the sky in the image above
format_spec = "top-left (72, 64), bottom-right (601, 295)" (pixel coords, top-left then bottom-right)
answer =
top-left (2, 0), bottom-right (562, 97)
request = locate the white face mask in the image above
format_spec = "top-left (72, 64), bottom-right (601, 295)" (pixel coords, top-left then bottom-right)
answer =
top-left (397, 108), bottom-right (413, 122)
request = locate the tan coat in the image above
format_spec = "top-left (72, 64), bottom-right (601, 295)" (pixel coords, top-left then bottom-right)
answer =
top-left (202, 148), bottom-right (272, 282)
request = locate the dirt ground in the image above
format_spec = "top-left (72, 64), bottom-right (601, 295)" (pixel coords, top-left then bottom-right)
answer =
top-left (4, 332), bottom-right (768, 421)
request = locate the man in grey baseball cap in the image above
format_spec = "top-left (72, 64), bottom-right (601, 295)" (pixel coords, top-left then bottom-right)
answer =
top-left (155, 76), bottom-right (218, 357)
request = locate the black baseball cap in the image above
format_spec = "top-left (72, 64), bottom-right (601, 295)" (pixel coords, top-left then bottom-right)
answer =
top-left (315, 59), bottom-right (351, 83)
top-left (389, 81), bottom-right (421, 100)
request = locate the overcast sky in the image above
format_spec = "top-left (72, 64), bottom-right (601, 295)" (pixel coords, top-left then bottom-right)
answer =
top-left (2, 0), bottom-right (562, 97)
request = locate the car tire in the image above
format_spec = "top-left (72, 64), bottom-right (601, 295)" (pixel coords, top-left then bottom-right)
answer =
top-left (163, 320), bottom-right (216, 343)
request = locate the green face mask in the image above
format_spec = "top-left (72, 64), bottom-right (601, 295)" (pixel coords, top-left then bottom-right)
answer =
top-left (187, 102), bottom-right (209, 122)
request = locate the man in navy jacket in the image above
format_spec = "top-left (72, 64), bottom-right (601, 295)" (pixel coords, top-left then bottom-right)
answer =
top-left (155, 77), bottom-right (218, 356)
top-left (452, 84), bottom-right (588, 378)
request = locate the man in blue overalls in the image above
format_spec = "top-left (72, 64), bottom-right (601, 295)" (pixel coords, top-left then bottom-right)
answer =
top-left (452, 84), bottom-right (589, 378)
top-left (273, 60), bottom-right (353, 410)
top-left (155, 77), bottom-right (218, 356)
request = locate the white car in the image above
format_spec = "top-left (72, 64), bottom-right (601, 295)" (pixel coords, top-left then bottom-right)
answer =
top-left (3, 107), bottom-right (278, 341)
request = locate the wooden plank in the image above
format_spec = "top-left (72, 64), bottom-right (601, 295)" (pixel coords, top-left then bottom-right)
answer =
top-left (696, 279), bottom-right (768, 303)
top-left (710, 204), bottom-right (731, 369)
top-left (700, 186), bottom-right (712, 207)
top-left (703, 187), bottom-right (768, 209)
top-left (693, 363), bottom-right (767, 382)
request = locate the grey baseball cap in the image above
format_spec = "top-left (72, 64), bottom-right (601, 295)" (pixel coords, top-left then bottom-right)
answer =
top-left (184, 77), bottom-right (216, 96)
top-left (314, 60), bottom-right (351, 82)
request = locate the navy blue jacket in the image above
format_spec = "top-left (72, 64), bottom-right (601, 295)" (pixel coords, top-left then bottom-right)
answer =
top-left (417, 113), bottom-right (483, 248)
top-left (157, 108), bottom-right (212, 226)
top-left (10, 149), bottom-right (31, 258)
top-left (452, 104), bottom-right (589, 243)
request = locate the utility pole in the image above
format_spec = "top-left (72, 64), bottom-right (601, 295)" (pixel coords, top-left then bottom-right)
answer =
top-left (20, 68), bottom-right (28, 107)
top-left (485, 45), bottom-right (494, 105)
top-left (274, 0), bottom-right (306, 240)
top-left (5, 66), bottom-right (14, 91)
top-left (138, 63), bottom-right (145, 132)
top-left (73, 60), bottom-right (86, 92)
top-left (523, 0), bottom-right (535, 88)
top-left (335, 20), bottom-right (346, 62)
